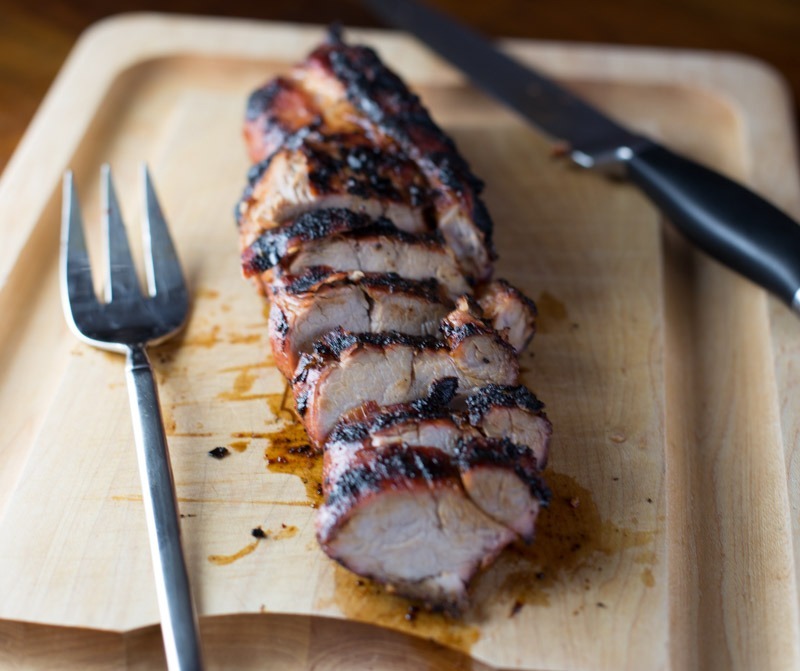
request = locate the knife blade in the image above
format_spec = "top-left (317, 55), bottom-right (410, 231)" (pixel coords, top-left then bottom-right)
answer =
top-left (362, 0), bottom-right (800, 315)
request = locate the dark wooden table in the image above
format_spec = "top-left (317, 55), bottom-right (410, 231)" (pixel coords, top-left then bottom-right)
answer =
top-left (1, 0), bottom-right (799, 173)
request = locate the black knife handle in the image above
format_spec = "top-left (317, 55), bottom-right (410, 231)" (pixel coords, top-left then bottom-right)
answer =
top-left (626, 143), bottom-right (800, 310)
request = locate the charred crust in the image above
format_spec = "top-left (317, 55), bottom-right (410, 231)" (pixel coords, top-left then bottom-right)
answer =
top-left (329, 378), bottom-right (458, 444)
top-left (312, 327), bottom-right (445, 360)
top-left (283, 266), bottom-right (335, 294)
top-left (246, 78), bottom-right (284, 122)
top-left (321, 40), bottom-right (494, 247)
top-left (304, 136), bottom-right (428, 203)
top-left (328, 402), bottom-right (451, 444)
top-left (242, 229), bottom-right (287, 275)
top-left (272, 307), bottom-right (290, 337)
top-left (465, 384), bottom-right (546, 424)
top-left (234, 156), bottom-right (274, 225)
top-left (455, 437), bottom-right (551, 504)
top-left (439, 319), bottom-right (486, 342)
top-left (361, 273), bottom-right (442, 300)
top-left (273, 267), bottom-right (446, 304)
top-left (419, 377), bottom-right (459, 408)
top-left (295, 388), bottom-right (311, 417)
top-left (492, 279), bottom-right (539, 317)
top-left (241, 209), bottom-right (390, 275)
top-left (324, 446), bottom-right (460, 510)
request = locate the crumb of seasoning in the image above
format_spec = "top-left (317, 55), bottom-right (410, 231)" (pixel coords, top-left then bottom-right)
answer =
top-left (612, 477), bottom-right (619, 481)
top-left (509, 600), bottom-right (524, 617)
top-left (404, 605), bottom-right (420, 622)
top-left (535, 572), bottom-right (545, 581)
top-left (209, 446), bottom-right (230, 459)
top-left (356, 579), bottom-right (365, 587)
top-left (569, 496), bottom-right (580, 508)
top-left (251, 527), bottom-right (268, 539)
top-left (597, 602), bottom-right (607, 609)
top-left (647, 497), bottom-right (653, 503)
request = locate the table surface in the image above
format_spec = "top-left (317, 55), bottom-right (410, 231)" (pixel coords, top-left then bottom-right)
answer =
top-left (1, 0), bottom-right (799, 174)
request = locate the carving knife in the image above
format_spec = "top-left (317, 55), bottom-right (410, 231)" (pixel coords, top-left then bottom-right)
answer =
top-left (362, 0), bottom-right (800, 315)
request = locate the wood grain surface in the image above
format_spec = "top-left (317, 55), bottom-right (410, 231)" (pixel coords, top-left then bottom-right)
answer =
top-left (0, 14), bottom-right (799, 671)
top-left (1, 0), bottom-right (799, 174)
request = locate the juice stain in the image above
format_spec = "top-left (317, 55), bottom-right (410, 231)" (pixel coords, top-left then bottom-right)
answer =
top-left (328, 565), bottom-right (481, 654)
top-left (262, 386), bottom-right (323, 507)
top-left (217, 367), bottom-right (263, 402)
top-left (470, 470), bottom-right (655, 615)
top-left (535, 291), bottom-right (568, 333)
top-left (208, 540), bottom-right (260, 566)
top-left (328, 469), bottom-right (656, 648)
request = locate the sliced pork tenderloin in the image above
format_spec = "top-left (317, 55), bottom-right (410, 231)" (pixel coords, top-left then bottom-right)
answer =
top-left (327, 381), bottom-right (551, 471)
top-left (325, 381), bottom-right (551, 541)
top-left (477, 280), bottom-right (538, 353)
top-left (237, 132), bottom-right (432, 250)
top-left (316, 444), bottom-right (515, 613)
top-left (453, 437), bottom-right (549, 541)
top-left (292, 318), bottom-right (518, 447)
top-left (241, 209), bottom-right (472, 298)
top-left (466, 384), bottom-right (552, 468)
top-left (267, 268), bottom-right (451, 378)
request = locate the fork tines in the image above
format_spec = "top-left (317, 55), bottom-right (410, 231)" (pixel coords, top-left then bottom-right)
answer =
top-left (61, 165), bottom-right (188, 349)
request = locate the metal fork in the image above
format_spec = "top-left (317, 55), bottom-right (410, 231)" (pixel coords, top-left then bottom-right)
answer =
top-left (60, 165), bottom-right (205, 671)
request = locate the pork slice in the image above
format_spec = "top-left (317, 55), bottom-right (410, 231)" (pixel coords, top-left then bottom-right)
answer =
top-left (477, 280), bottom-right (538, 353)
top-left (241, 207), bottom-right (376, 276)
top-left (268, 268), bottom-right (451, 378)
top-left (328, 381), bottom-right (550, 467)
top-left (241, 210), bottom-right (472, 300)
top-left (453, 437), bottom-right (550, 542)
top-left (316, 444), bottom-right (515, 613)
top-left (244, 75), bottom-right (366, 162)
top-left (326, 381), bottom-right (551, 540)
top-left (236, 132), bottom-right (431, 249)
top-left (293, 320), bottom-right (518, 447)
top-left (466, 384), bottom-right (552, 468)
top-left (288, 232), bottom-right (471, 300)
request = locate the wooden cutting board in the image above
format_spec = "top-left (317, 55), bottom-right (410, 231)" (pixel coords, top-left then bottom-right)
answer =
top-left (1, 14), bottom-right (799, 671)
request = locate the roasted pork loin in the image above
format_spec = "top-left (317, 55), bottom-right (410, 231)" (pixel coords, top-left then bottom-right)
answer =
top-left (324, 380), bottom-right (551, 542)
top-left (267, 268), bottom-right (451, 377)
top-left (243, 29), bottom-right (495, 280)
top-left (317, 444), bottom-right (515, 613)
top-left (292, 302), bottom-right (519, 447)
top-left (238, 29), bottom-right (552, 612)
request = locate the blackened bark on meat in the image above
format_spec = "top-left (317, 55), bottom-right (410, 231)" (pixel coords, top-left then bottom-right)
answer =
top-left (466, 384), bottom-right (546, 424)
top-left (313, 41), bottom-right (494, 253)
top-left (323, 445), bottom-right (460, 522)
top-left (329, 377), bottom-right (459, 444)
top-left (242, 208), bottom-right (377, 274)
top-left (454, 437), bottom-right (551, 506)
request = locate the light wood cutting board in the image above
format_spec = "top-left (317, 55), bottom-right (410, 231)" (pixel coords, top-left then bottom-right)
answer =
top-left (1, 13), bottom-right (799, 671)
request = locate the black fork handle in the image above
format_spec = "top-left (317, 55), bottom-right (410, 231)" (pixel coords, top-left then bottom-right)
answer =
top-left (125, 345), bottom-right (205, 671)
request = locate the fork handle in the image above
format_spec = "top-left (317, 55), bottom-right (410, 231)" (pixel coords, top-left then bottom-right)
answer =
top-left (126, 345), bottom-right (205, 671)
